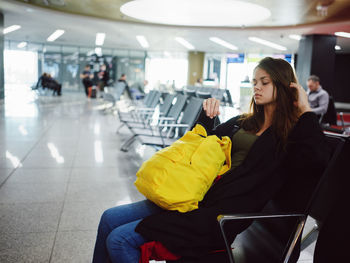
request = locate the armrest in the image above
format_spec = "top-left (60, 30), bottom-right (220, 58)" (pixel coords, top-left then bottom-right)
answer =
top-left (134, 107), bottom-right (156, 112)
top-left (217, 212), bottom-right (305, 223)
top-left (158, 117), bottom-right (175, 121)
top-left (217, 212), bottom-right (306, 263)
top-left (156, 123), bottom-right (189, 128)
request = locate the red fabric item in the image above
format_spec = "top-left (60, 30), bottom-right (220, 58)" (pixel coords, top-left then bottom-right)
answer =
top-left (214, 175), bottom-right (222, 183)
top-left (139, 241), bottom-right (181, 263)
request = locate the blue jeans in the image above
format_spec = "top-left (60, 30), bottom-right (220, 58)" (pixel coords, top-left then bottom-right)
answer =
top-left (92, 199), bottom-right (164, 263)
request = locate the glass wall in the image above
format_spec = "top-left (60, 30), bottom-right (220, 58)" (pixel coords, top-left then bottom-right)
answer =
top-left (145, 51), bottom-right (188, 93)
top-left (4, 40), bottom-right (146, 95)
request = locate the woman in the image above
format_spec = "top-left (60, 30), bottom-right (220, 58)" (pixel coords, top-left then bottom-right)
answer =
top-left (92, 57), bottom-right (328, 262)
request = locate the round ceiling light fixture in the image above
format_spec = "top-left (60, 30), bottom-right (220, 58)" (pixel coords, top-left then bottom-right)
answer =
top-left (120, 0), bottom-right (271, 27)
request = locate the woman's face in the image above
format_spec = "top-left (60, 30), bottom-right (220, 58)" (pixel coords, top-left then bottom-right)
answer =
top-left (252, 67), bottom-right (276, 106)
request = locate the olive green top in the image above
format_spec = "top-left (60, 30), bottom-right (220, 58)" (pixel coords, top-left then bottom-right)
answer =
top-left (231, 128), bottom-right (258, 170)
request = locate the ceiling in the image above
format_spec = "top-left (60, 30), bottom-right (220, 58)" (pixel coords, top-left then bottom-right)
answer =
top-left (1, 0), bottom-right (350, 54)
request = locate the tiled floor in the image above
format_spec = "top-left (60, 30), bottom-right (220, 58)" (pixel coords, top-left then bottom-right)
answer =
top-left (0, 90), bottom-right (147, 262)
top-left (0, 89), bottom-right (317, 262)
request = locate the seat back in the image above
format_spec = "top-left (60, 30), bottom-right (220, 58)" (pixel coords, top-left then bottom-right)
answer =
top-left (178, 97), bottom-right (204, 136)
top-left (148, 91), bottom-right (161, 108)
top-left (166, 94), bottom-right (187, 121)
top-left (313, 136), bottom-right (349, 263)
top-left (224, 89), bottom-right (234, 107)
top-left (184, 86), bottom-right (198, 97)
top-left (196, 90), bottom-right (212, 99)
top-left (111, 81), bottom-right (126, 100)
top-left (229, 135), bottom-right (345, 263)
top-left (213, 89), bottom-right (226, 101)
top-left (321, 96), bottom-right (337, 125)
top-left (305, 135), bottom-right (346, 222)
top-left (143, 90), bottom-right (156, 106)
top-left (160, 93), bottom-right (176, 116)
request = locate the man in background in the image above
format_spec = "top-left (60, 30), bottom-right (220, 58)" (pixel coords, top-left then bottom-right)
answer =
top-left (118, 73), bottom-right (132, 99)
top-left (307, 75), bottom-right (329, 117)
top-left (80, 65), bottom-right (93, 97)
top-left (98, 64), bottom-right (110, 93)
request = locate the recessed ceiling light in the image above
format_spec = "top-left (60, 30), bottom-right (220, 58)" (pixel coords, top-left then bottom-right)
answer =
top-left (335, 45), bottom-right (341, 50)
top-left (136, 35), bottom-right (149, 48)
top-left (121, 0), bottom-right (271, 27)
top-left (17, 42), bottom-right (27, 48)
top-left (289, 34), bottom-right (302, 41)
top-left (210, 37), bottom-right (238, 50)
top-left (95, 33), bottom-right (106, 46)
top-left (175, 37), bottom-right (195, 50)
top-left (47, 29), bottom-right (65, 42)
top-left (3, 25), bottom-right (21, 34)
top-left (248, 37), bottom-right (287, 51)
top-left (335, 32), bottom-right (350, 38)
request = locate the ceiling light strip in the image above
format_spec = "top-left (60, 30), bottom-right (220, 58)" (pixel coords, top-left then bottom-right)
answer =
top-left (334, 32), bottom-right (350, 39)
top-left (289, 34), bottom-right (301, 41)
top-left (210, 37), bottom-right (237, 50)
top-left (96, 33), bottom-right (106, 46)
top-left (175, 37), bottom-right (195, 50)
top-left (136, 35), bottom-right (149, 48)
top-left (3, 25), bottom-right (21, 34)
top-left (47, 29), bottom-right (65, 42)
top-left (17, 42), bottom-right (27, 48)
top-left (248, 37), bottom-right (287, 51)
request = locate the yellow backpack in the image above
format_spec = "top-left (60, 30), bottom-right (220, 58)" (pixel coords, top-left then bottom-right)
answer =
top-left (134, 124), bottom-right (232, 213)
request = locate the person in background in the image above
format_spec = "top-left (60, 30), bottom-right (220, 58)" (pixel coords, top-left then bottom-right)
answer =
top-left (92, 57), bottom-right (329, 263)
top-left (80, 65), bottom-right (93, 97)
top-left (36, 72), bottom-right (50, 90)
top-left (195, 77), bottom-right (203, 87)
top-left (118, 73), bottom-right (132, 99)
top-left (47, 74), bottom-right (62, 96)
top-left (98, 64), bottom-right (110, 93)
top-left (307, 75), bottom-right (329, 117)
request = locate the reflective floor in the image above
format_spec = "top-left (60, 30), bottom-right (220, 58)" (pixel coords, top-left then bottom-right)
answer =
top-left (0, 89), bottom-right (316, 262)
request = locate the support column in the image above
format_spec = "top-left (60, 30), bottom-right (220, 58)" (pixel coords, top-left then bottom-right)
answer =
top-left (0, 12), bottom-right (4, 100)
top-left (188, 51), bottom-right (204, 86)
top-left (296, 34), bottom-right (336, 95)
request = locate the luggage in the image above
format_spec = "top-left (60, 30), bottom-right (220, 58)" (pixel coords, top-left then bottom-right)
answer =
top-left (89, 86), bottom-right (97, 98)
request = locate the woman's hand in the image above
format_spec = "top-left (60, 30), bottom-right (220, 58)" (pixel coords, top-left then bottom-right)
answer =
top-left (290, 82), bottom-right (312, 115)
top-left (203, 98), bottom-right (220, 119)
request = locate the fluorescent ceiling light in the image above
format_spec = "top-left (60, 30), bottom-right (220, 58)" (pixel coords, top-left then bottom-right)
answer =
top-left (136, 35), bottom-right (149, 48)
top-left (17, 42), bottom-right (27, 48)
top-left (121, 0), bottom-right (271, 27)
top-left (3, 25), bottom-right (21, 34)
top-left (210, 37), bottom-right (238, 50)
top-left (175, 37), bottom-right (195, 50)
top-left (289, 34), bottom-right (302, 41)
top-left (334, 32), bottom-right (350, 38)
top-left (248, 37), bottom-right (287, 51)
top-left (95, 33), bottom-right (106, 46)
top-left (47, 29), bottom-right (65, 42)
top-left (335, 45), bottom-right (341, 50)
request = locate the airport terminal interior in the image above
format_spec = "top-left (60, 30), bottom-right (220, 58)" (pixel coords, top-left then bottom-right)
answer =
top-left (0, 0), bottom-right (350, 262)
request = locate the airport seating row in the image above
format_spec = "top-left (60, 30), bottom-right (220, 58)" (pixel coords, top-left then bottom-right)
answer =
top-left (176, 85), bottom-right (234, 107)
top-left (115, 90), bottom-right (204, 151)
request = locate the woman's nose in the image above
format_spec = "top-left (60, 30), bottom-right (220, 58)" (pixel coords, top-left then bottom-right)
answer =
top-left (254, 84), bottom-right (261, 91)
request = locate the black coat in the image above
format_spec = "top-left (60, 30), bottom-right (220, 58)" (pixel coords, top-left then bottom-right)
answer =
top-left (135, 110), bottom-right (329, 258)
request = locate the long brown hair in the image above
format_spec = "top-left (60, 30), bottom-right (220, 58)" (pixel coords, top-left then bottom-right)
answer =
top-left (240, 57), bottom-right (300, 146)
